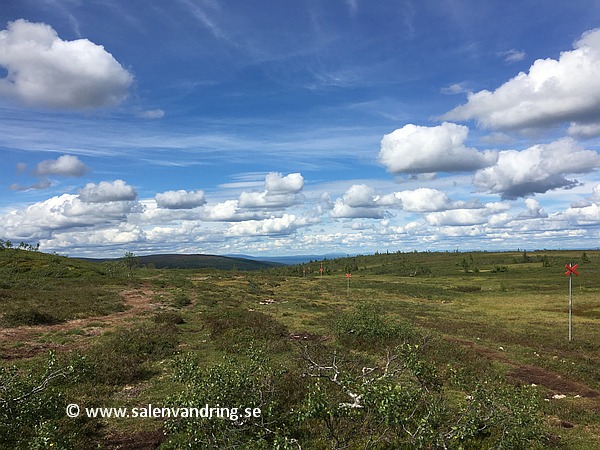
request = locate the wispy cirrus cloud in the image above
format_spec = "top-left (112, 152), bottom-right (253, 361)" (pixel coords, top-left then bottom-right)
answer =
top-left (498, 48), bottom-right (526, 63)
top-left (137, 109), bottom-right (165, 120)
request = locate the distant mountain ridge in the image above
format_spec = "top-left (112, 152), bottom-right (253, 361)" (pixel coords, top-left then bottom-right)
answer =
top-left (225, 253), bottom-right (349, 265)
top-left (80, 253), bottom-right (283, 270)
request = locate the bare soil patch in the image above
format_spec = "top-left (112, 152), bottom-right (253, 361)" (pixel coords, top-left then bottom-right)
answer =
top-left (0, 287), bottom-right (159, 361)
top-left (445, 336), bottom-right (599, 399)
top-left (509, 365), bottom-right (598, 398)
top-left (104, 428), bottom-right (165, 450)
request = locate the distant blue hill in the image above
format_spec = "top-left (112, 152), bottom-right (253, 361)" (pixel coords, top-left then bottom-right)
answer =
top-left (225, 253), bottom-right (350, 265)
top-left (80, 253), bottom-right (283, 270)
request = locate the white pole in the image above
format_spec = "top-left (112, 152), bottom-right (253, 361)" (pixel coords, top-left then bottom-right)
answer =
top-left (569, 267), bottom-right (573, 342)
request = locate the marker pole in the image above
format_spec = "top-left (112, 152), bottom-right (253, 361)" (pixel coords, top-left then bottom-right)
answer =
top-left (564, 262), bottom-right (579, 342)
top-left (569, 265), bottom-right (573, 342)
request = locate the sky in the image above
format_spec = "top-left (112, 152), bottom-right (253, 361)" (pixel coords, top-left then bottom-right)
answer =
top-left (1, 0), bottom-right (600, 258)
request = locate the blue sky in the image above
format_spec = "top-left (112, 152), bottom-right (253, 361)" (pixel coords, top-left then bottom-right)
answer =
top-left (1, 0), bottom-right (600, 257)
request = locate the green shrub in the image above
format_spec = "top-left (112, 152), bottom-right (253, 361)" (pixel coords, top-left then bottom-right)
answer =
top-left (300, 345), bottom-right (546, 449)
top-left (0, 352), bottom-right (86, 449)
top-left (172, 292), bottom-right (191, 308)
top-left (1, 308), bottom-right (62, 326)
top-left (203, 308), bottom-right (289, 353)
top-left (85, 322), bottom-right (178, 385)
top-left (448, 381), bottom-right (546, 449)
top-left (164, 346), bottom-right (301, 449)
top-left (161, 331), bottom-right (547, 449)
top-left (450, 285), bottom-right (482, 293)
top-left (333, 304), bottom-right (412, 348)
top-left (153, 311), bottom-right (185, 325)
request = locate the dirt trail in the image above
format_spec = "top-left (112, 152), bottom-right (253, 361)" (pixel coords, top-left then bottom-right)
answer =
top-left (0, 288), bottom-right (158, 360)
top-left (445, 336), bottom-right (599, 400)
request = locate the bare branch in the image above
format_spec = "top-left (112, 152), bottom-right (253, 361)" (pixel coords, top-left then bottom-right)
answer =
top-left (8, 366), bottom-right (72, 404)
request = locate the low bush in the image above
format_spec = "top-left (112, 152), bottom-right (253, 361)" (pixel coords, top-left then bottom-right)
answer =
top-left (172, 292), bottom-right (191, 308)
top-left (0, 352), bottom-right (90, 449)
top-left (1, 308), bottom-right (62, 326)
top-left (85, 322), bottom-right (179, 385)
top-left (203, 307), bottom-right (290, 354)
top-left (153, 311), bottom-right (185, 325)
top-left (164, 346), bottom-right (303, 449)
top-left (333, 304), bottom-right (414, 348)
top-left (164, 342), bottom-right (547, 449)
top-left (450, 285), bottom-right (482, 293)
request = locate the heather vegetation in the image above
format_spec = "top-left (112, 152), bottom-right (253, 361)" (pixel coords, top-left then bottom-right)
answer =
top-left (1, 247), bottom-right (599, 448)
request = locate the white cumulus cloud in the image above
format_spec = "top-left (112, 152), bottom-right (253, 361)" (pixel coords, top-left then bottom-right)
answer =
top-left (78, 179), bottom-right (137, 203)
top-left (0, 19), bottom-right (133, 109)
top-left (0, 193), bottom-right (141, 240)
top-left (521, 198), bottom-right (547, 219)
top-left (264, 172), bottom-right (304, 193)
top-left (444, 28), bottom-right (600, 132)
top-left (203, 200), bottom-right (266, 222)
top-left (155, 189), bottom-right (206, 209)
top-left (330, 184), bottom-right (394, 219)
top-left (563, 183), bottom-right (600, 225)
top-left (378, 122), bottom-right (496, 174)
top-left (34, 155), bottom-right (90, 177)
top-left (226, 214), bottom-right (304, 236)
top-left (568, 122), bottom-right (600, 139)
top-left (393, 188), bottom-right (453, 212)
top-left (425, 209), bottom-right (489, 227)
top-left (564, 203), bottom-right (600, 225)
top-left (237, 172), bottom-right (304, 209)
top-left (341, 184), bottom-right (379, 208)
top-left (425, 202), bottom-right (511, 227)
top-left (591, 184), bottom-right (600, 203)
top-left (473, 138), bottom-right (600, 199)
top-left (331, 200), bottom-right (386, 219)
top-left (330, 185), bottom-right (476, 219)
top-left (238, 191), bottom-right (301, 209)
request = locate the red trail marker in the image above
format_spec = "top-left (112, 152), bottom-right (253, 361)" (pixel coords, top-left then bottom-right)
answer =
top-left (565, 263), bottom-right (579, 277)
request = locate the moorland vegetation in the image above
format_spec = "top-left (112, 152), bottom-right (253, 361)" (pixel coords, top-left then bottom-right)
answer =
top-left (1, 245), bottom-right (599, 448)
